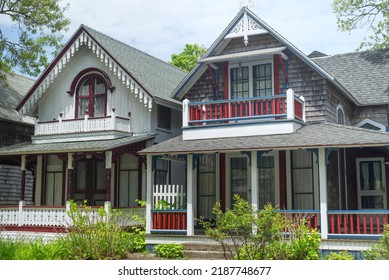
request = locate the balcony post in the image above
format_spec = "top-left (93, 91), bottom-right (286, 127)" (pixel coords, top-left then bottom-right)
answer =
top-left (58, 112), bottom-right (63, 133)
top-left (183, 99), bottom-right (190, 127)
top-left (111, 108), bottom-right (117, 130)
top-left (318, 148), bottom-right (328, 239)
top-left (300, 96), bottom-right (306, 122)
top-left (84, 111), bottom-right (89, 132)
top-left (286, 88), bottom-right (295, 120)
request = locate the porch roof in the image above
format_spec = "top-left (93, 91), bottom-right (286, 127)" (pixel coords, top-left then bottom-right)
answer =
top-left (0, 134), bottom-right (155, 156)
top-left (139, 122), bottom-right (389, 155)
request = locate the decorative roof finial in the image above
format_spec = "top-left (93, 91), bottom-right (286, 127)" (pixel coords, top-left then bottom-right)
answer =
top-left (239, 0), bottom-right (254, 9)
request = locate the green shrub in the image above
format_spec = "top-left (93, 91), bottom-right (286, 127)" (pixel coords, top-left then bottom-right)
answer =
top-left (364, 224), bottom-right (389, 260)
top-left (200, 195), bottom-right (321, 260)
top-left (324, 251), bottom-right (354, 260)
top-left (153, 243), bottom-right (184, 259)
top-left (62, 200), bottom-right (145, 259)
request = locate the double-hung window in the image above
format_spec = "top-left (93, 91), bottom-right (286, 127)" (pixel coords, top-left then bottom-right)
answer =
top-left (230, 61), bottom-right (273, 99)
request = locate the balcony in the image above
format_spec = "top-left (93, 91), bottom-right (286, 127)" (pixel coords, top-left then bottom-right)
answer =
top-left (33, 110), bottom-right (131, 144)
top-left (182, 88), bottom-right (305, 140)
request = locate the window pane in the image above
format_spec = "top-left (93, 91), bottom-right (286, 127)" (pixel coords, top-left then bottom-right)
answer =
top-left (157, 105), bottom-right (171, 130)
top-left (78, 98), bottom-right (89, 117)
top-left (361, 196), bottom-right (384, 209)
top-left (258, 156), bottom-right (275, 209)
top-left (359, 161), bottom-right (382, 191)
top-left (94, 161), bottom-right (105, 191)
top-left (231, 157), bottom-right (247, 202)
top-left (79, 80), bottom-right (90, 96)
top-left (253, 64), bottom-right (272, 96)
top-left (75, 162), bottom-right (86, 191)
top-left (95, 77), bottom-right (105, 94)
top-left (94, 95), bottom-right (105, 117)
top-left (230, 67), bottom-right (249, 99)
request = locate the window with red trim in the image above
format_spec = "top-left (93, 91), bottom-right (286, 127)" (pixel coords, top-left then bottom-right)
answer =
top-left (76, 74), bottom-right (107, 118)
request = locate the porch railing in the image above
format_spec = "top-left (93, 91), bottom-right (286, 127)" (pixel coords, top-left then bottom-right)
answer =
top-left (183, 88), bottom-right (305, 126)
top-left (278, 210), bottom-right (389, 239)
top-left (0, 205), bottom-right (145, 228)
top-left (327, 210), bottom-right (389, 237)
top-left (35, 111), bottom-right (131, 136)
top-left (151, 184), bottom-right (187, 232)
top-left (151, 209), bottom-right (187, 232)
top-left (279, 210), bottom-right (320, 231)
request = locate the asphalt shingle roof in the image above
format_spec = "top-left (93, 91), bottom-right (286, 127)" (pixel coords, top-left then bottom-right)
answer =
top-left (312, 49), bottom-right (389, 105)
top-left (0, 134), bottom-right (154, 155)
top-left (83, 25), bottom-right (187, 105)
top-left (0, 74), bottom-right (34, 123)
top-left (139, 122), bottom-right (389, 154)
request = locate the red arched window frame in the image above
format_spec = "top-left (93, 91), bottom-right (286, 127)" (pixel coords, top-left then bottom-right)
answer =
top-left (69, 68), bottom-right (114, 118)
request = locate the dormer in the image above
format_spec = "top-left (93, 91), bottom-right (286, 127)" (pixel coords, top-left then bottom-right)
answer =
top-left (16, 25), bottom-right (186, 144)
top-left (173, 8), bottom-right (306, 140)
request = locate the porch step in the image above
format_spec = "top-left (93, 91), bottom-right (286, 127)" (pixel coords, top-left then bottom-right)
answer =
top-left (183, 243), bottom-right (228, 260)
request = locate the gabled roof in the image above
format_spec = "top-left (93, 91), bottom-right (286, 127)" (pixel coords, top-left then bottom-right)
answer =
top-left (312, 49), bottom-right (389, 105)
top-left (0, 74), bottom-right (34, 124)
top-left (16, 25), bottom-right (187, 115)
top-left (171, 7), bottom-right (359, 105)
top-left (139, 122), bottom-right (389, 155)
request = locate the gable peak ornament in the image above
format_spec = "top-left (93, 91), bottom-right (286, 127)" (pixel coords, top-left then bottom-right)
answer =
top-left (239, 0), bottom-right (254, 9)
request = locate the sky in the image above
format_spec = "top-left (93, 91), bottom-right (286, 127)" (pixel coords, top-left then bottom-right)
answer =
top-left (57, 0), bottom-right (371, 63)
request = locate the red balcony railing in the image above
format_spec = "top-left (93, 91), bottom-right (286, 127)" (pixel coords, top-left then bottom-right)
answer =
top-left (188, 94), bottom-right (287, 125)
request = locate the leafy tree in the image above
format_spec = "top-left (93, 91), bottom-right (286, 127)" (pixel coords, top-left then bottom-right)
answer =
top-left (170, 43), bottom-right (207, 72)
top-left (0, 0), bottom-right (71, 79)
top-left (332, 0), bottom-right (389, 49)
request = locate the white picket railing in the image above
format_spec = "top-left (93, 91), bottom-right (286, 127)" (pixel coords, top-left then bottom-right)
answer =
top-left (35, 113), bottom-right (131, 136)
top-left (0, 205), bottom-right (145, 228)
top-left (153, 184), bottom-right (186, 209)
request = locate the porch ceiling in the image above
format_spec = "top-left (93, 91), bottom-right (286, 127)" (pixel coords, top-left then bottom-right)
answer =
top-left (139, 122), bottom-right (389, 155)
top-left (0, 134), bottom-right (155, 155)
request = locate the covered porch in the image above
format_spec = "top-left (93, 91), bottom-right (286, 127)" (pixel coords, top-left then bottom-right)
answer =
top-left (0, 135), bottom-right (153, 231)
top-left (140, 122), bottom-right (389, 240)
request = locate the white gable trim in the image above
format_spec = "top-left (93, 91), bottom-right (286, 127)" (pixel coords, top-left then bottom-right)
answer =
top-left (355, 119), bottom-right (386, 132)
top-left (20, 30), bottom-right (153, 116)
top-left (225, 11), bottom-right (268, 46)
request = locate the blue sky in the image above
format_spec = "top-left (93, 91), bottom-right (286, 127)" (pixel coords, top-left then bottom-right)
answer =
top-left (1, 0), bottom-right (372, 73)
top-left (57, 0), bottom-right (370, 62)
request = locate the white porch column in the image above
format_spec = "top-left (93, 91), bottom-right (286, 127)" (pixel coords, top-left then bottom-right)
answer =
top-left (186, 154), bottom-right (194, 236)
top-left (318, 148), bottom-right (328, 239)
top-left (251, 151), bottom-right (258, 212)
top-left (146, 154), bottom-right (153, 234)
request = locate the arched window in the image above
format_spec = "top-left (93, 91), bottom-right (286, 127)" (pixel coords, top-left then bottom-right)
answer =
top-left (336, 105), bottom-right (345, 125)
top-left (75, 74), bottom-right (107, 118)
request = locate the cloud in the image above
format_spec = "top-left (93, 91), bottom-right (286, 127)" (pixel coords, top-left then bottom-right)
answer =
top-left (62, 0), bottom-right (369, 61)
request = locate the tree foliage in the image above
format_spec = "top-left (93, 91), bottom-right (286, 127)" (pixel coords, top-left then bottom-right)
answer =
top-left (333, 0), bottom-right (389, 50)
top-left (0, 0), bottom-right (70, 79)
top-left (170, 43), bottom-right (207, 72)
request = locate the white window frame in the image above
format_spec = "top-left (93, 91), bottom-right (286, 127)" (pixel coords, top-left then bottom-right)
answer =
top-left (336, 104), bottom-right (345, 125)
top-left (228, 59), bottom-right (274, 99)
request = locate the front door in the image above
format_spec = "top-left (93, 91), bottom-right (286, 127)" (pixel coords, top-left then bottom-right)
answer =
top-left (356, 158), bottom-right (387, 210)
top-left (73, 159), bottom-right (106, 206)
